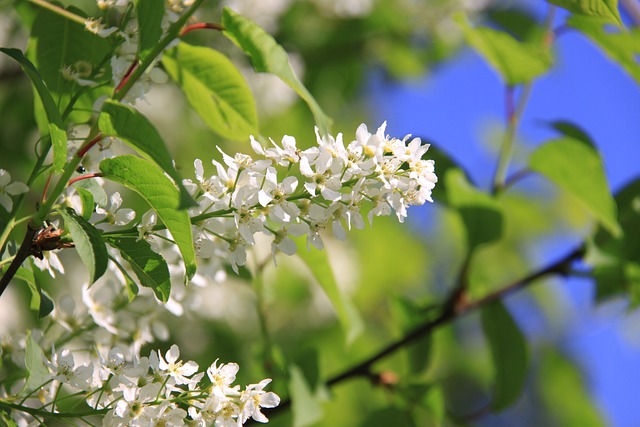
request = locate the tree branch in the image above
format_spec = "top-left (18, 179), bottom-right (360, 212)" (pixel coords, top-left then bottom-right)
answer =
top-left (259, 245), bottom-right (585, 421)
top-left (0, 222), bottom-right (39, 297)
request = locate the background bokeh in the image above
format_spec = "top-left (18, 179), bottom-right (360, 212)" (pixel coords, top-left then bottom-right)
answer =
top-left (1, 0), bottom-right (639, 426)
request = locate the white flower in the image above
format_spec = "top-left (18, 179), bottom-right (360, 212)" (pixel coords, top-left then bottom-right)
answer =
top-left (240, 379), bottom-right (280, 424)
top-left (207, 359), bottom-right (239, 396)
top-left (32, 251), bottom-right (65, 278)
top-left (157, 344), bottom-right (199, 385)
top-left (251, 135), bottom-right (300, 166)
top-left (84, 18), bottom-right (119, 37)
top-left (113, 383), bottom-right (162, 422)
top-left (0, 169), bottom-right (28, 212)
top-left (137, 210), bottom-right (160, 252)
top-left (96, 192), bottom-right (136, 226)
top-left (46, 347), bottom-right (93, 389)
top-left (258, 167), bottom-right (300, 224)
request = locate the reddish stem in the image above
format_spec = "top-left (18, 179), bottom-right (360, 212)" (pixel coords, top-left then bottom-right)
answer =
top-left (505, 86), bottom-right (516, 126)
top-left (67, 173), bottom-right (104, 187)
top-left (114, 60), bottom-right (139, 94)
top-left (180, 22), bottom-right (224, 37)
top-left (77, 134), bottom-right (104, 158)
top-left (41, 173), bottom-right (53, 204)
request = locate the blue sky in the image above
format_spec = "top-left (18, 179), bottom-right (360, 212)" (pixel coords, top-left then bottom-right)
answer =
top-left (368, 5), bottom-right (640, 426)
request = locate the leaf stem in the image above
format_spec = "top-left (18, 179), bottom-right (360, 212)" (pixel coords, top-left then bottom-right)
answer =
top-left (113, 0), bottom-right (207, 101)
top-left (0, 400), bottom-right (109, 420)
top-left (491, 84), bottom-right (532, 195)
top-left (180, 22), bottom-right (224, 37)
top-left (27, 0), bottom-right (87, 26)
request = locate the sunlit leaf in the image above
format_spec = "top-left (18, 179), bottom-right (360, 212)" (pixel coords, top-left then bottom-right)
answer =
top-left (569, 15), bottom-right (640, 84)
top-left (0, 48), bottom-right (67, 172)
top-left (222, 7), bottom-right (332, 136)
top-left (73, 177), bottom-right (108, 207)
top-left (75, 187), bottom-right (95, 220)
top-left (537, 349), bottom-right (606, 426)
top-left (457, 14), bottom-right (553, 85)
top-left (289, 364), bottom-right (323, 427)
top-left (420, 143), bottom-right (467, 205)
top-left (446, 169), bottom-right (503, 251)
top-left (59, 207), bottom-right (108, 284)
top-left (98, 99), bottom-right (195, 208)
top-left (107, 236), bottom-right (171, 302)
top-left (529, 136), bottom-right (621, 237)
top-left (163, 42), bottom-right (259, 141)
top-left (99, 155), bottom-right (197, 279)
top-left (22, 332), bottom-right (49, 395)
top-left (135, 0), bottom-right (164, 60)
top-left (587, 178), bottom-right (640, 302)
top-left (27, 6), bottom-right (111, 124)
top-left (481, 300), bottom-right (529, 411)
top-left (549, 0), bottom-right (621, 24)
top-left (0, 411), bottom-right (18, 427)
top-left (294, 237), bottom-right (364, 344)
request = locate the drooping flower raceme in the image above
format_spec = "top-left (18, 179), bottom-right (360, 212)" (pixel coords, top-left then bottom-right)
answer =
top-left (186, 122), bottom-right (437, 271)
top-left (1, 337), bottom-right (278, 427)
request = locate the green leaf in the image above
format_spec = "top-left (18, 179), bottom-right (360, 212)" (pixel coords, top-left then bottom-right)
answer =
top-left (0, 48), bottom-right (67, 172)
top-left (0, 411), bottom-right (18, 427)
top-left (446, 169), bottom-right (504, 251)
top-left (27, 6), bottom-right (111, 123)
top-left (75, 187), bottom-right (95, 220)
top-left (529, 137), bottom-right (621, 237)
top-left (98, 99), bottom-right (195, 209)
top-left (59, 207), bottom-right (108, 284)
top-left (162, 42), bottom-right (259, 141)
top-left (99, 155), bottom-right (197, 279)
top-left (289, 364), bottom-right (323, 427)
top-left (456, 14), bottom-right (553, 85)
top-left (569, 15), bottom-right (640, 84)
top-left (537, 349), bottom-right (606, 427)
top-left (587, 178), bottom-right (640, 302)
top-left (421, 143), bottom-right (466, 205)
top-left (390, 297), bottom-right (432, 374)
top-left (107, 236), bottom-right (171, 302)
top-left (548, 120), bottom-right (595, 146)
top-left (293, 348), bottom-right (320, 392)
top-left (22, 332), bottom-right (50, 395)
top-left (359, 408), bottom-right (416, 427)
top-left (294, 236), bottom-right (363, 344)
top-left (73, 177), bottom-right (108, 207)
top-left (222, 7), bottom-right (332, 136)
top-left (481, 300), bottom-right (529, 412)
top-left (135, 0), bottom-right (165, 60)
top-left (2, 265), bottom-right (53, 318)
top-left (549, 0), bottom-right (621, 24)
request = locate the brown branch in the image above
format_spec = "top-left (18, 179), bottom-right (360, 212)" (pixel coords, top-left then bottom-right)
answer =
top-left (259, 245), bottom-right (585, 421)
top-left (0, 222), bottom-right (40, 298)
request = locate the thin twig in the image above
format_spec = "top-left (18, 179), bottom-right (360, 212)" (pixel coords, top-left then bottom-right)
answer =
top-left (259, 245), bottom-right (585, 421)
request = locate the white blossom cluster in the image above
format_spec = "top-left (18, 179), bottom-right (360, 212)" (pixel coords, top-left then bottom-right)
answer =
top-left (0, 339), bottom-right (279, 426)
top-left (172, 122), bottom-right (437, 273)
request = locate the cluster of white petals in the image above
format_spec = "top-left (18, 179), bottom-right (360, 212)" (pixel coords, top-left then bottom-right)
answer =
top-left (183, 122), bottom-right (437, 272)
top-left (1, 338), bottom-right (279, 426)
